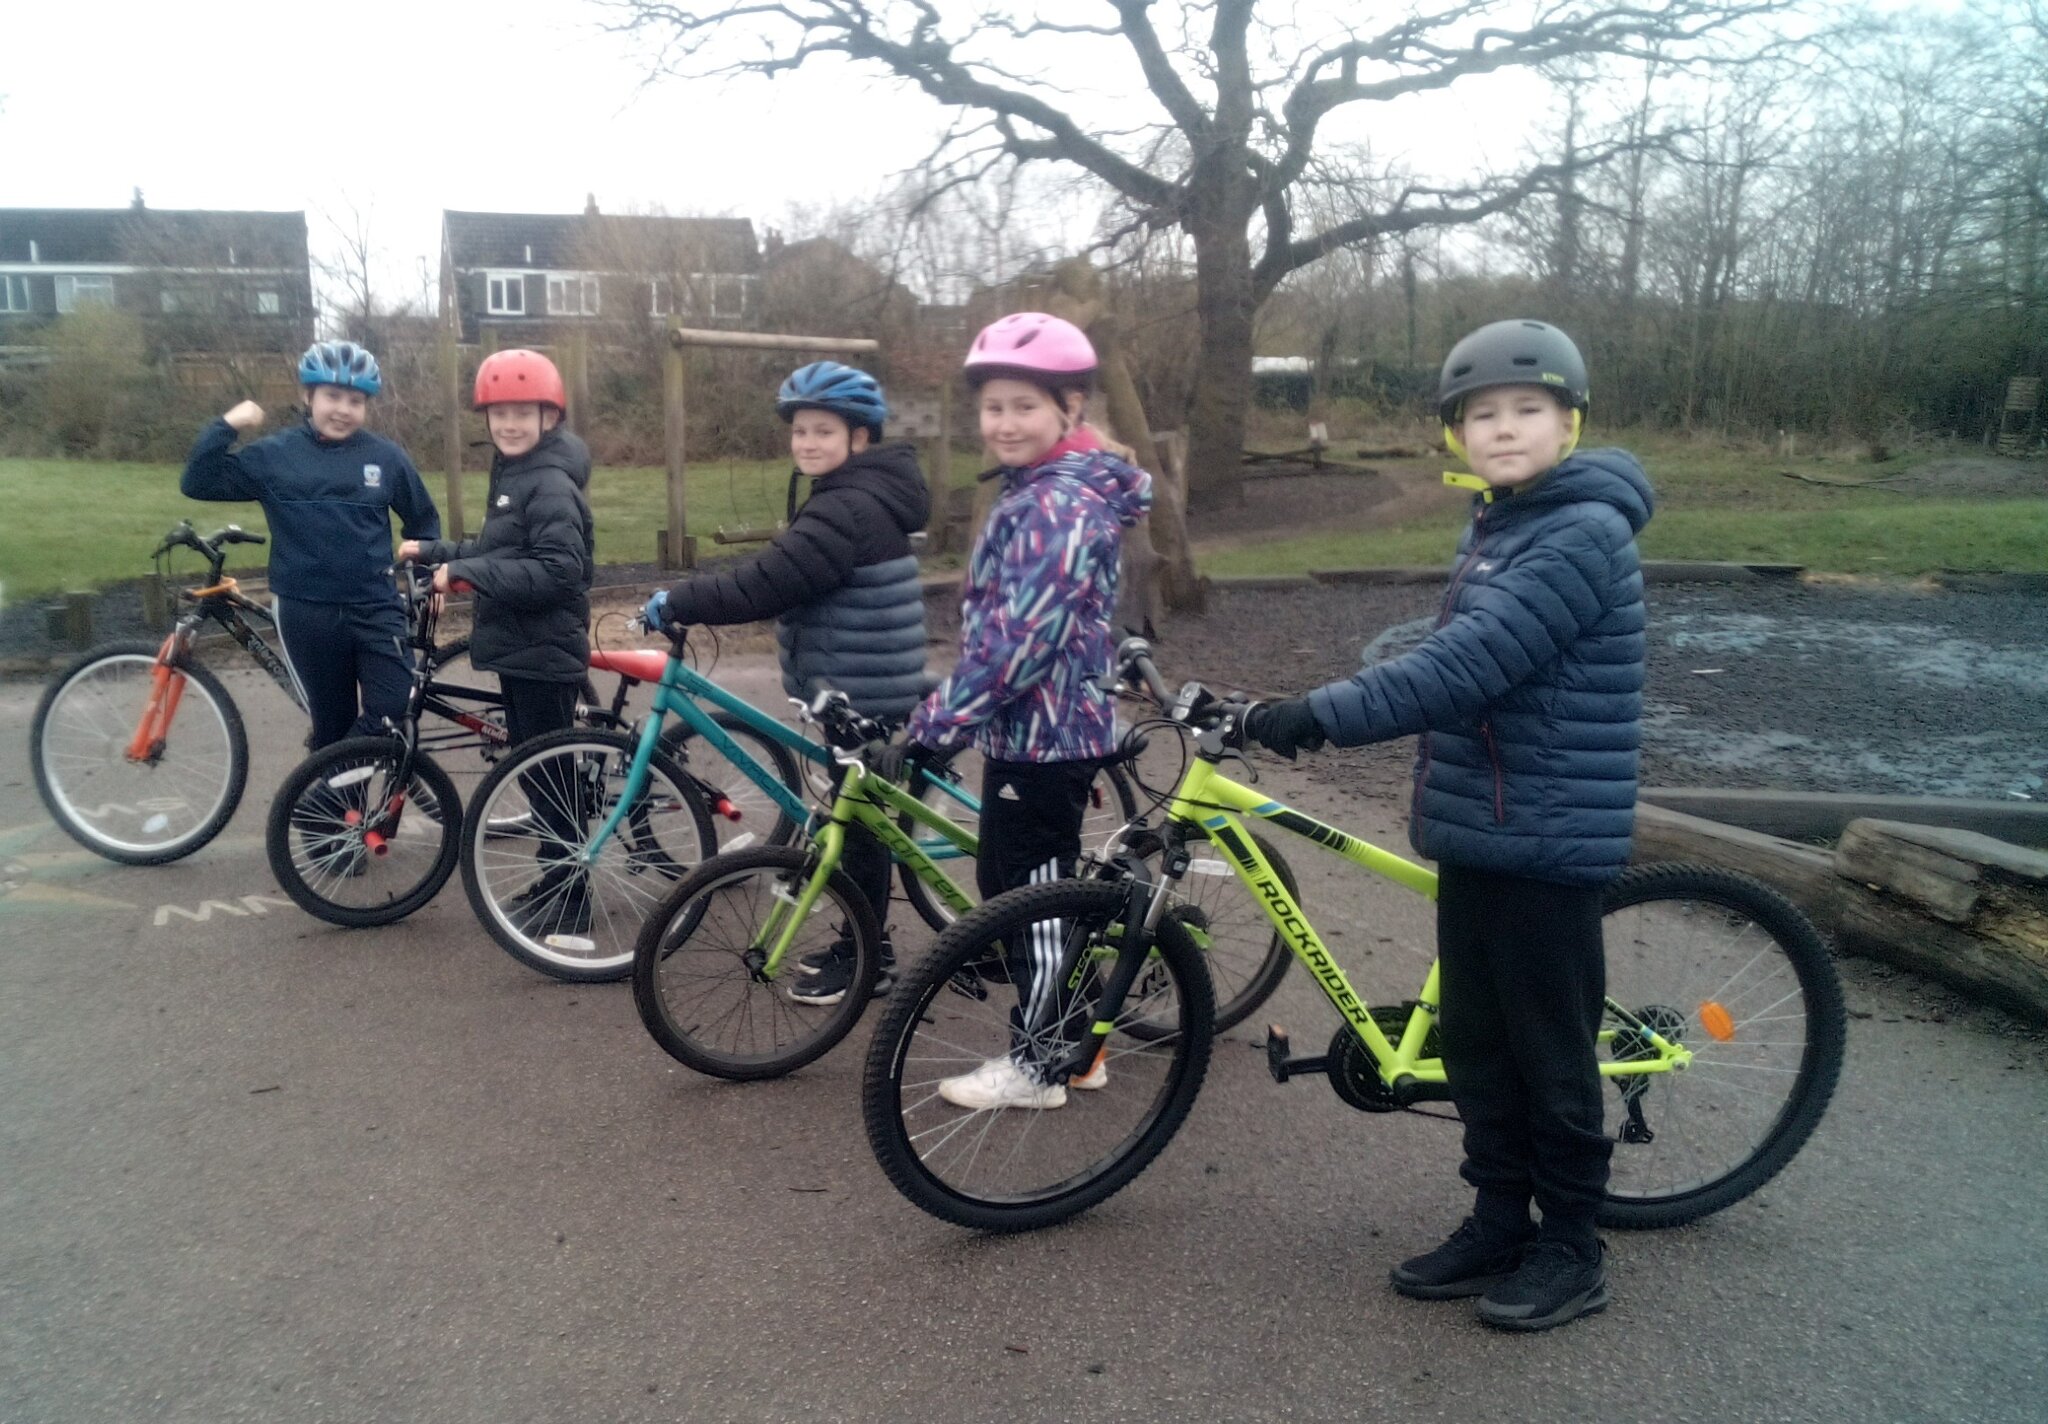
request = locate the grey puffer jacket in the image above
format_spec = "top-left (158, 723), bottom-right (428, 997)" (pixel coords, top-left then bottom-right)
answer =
top-left (418, 427), bottom-right (594, 684)
top-left (661, 441), bottom-right (931, 719)
top-left (1306, 448), bottom-right (1655, 885)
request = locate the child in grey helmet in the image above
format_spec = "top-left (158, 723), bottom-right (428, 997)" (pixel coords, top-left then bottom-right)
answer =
top-left (1244, 319), bottom-right (1653, 1333)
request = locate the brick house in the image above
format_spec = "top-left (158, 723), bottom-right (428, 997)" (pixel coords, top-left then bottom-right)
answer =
top-left (0, 198), bottom-right (314, 358)
top-left (440, 202), bottom-right (761, 345)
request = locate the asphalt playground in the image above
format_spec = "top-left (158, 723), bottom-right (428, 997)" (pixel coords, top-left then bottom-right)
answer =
top-left (2, 656), bottom-right (2044, 1423)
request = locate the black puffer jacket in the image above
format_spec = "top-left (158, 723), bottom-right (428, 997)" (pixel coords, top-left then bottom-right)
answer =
top-left (664, 441), bottom-right (930, 718)
top-left (420, 427), bottom-right (595, 683)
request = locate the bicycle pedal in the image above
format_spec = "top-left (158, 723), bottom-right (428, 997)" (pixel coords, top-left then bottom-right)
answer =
top-left (1264, 1025), bottom-right (1331, 1084)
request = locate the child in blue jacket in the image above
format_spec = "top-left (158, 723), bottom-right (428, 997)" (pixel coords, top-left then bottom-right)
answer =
top-left (181, 341), bottom-right (440, 750)
top-left (1245, 319), bottom-right (1654, 1333)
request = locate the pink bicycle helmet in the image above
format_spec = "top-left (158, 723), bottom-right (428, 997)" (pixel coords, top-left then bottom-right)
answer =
top-left (962, 312), bottom-right (1098, 387)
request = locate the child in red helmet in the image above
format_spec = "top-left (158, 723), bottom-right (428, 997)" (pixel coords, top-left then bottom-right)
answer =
top-left (401, 349), bottom-right (595, 936)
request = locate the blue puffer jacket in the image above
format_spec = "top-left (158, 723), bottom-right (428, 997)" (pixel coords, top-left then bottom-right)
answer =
top-left (1306, 449), bottom-right (1654, 884)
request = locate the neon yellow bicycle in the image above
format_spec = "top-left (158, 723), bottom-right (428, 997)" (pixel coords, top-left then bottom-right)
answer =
top-left (861, 663), bottom-right (1846, 1234)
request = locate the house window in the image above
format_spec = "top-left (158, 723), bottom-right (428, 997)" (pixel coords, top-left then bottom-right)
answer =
top-left (547, 275), bottom-right (599, 316)
top-left (649, 280), bottom-right (670, 318)
top-left (56, 274), bottom-right (116, 313)
top-left (160, 283), bottom-right (211, 314)
top-left (715, 275), bottom-right (749, 319)
top-left (253, 290), bottom-right (282, 316)
top-left (485, 273), bottom-right (525, 315)
top-left (0, 275), bottom-right (29, 313)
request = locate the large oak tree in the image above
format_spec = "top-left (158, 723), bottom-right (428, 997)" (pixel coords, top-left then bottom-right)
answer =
top-left (606, 1), bottom-right (1779, 503)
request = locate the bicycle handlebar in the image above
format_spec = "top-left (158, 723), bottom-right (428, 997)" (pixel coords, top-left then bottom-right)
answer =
top-left (155, 521), bottom-right (264, 581)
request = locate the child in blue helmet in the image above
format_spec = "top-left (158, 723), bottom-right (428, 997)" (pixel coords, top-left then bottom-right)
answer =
top-left (643, 360), bottom-right (930, 1003)
top-left (1244, 319), bottom-right (1654, 1333)
top-left (181, 341), bottom-right (440, 749)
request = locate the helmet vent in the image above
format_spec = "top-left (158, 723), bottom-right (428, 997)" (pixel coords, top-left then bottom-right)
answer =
top-left (1014, 328), bottom-right (1040, 347)
top-left (1512, 356), bottom-right (1538, 366)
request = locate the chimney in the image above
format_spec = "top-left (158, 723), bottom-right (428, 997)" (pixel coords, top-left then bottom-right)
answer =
top-left (584, 193), bottom-right (600, 217)
top-left (131, 186), bottom-right (146, 210)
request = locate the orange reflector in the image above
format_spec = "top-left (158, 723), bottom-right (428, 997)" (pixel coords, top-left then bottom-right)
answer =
top-left (1699, 1001), bottom-right (1736, 1042)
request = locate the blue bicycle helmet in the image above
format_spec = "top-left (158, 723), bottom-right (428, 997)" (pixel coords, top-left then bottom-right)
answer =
top-left (775, 361), bottom-right (888, 437)
top-left (298, 340), bottom-right (383, 396)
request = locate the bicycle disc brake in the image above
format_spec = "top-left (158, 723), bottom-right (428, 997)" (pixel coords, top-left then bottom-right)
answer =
top-left (1610, 1004), bottom-right (1686, 1143)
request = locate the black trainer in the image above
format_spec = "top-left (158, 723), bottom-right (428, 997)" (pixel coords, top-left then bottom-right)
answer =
top-left (509, 866), bottom-right (592, 939)
top-left (788, 940), bottom-right (894, 1006)
top-left (1476, 1239), bottom-right (1610, 1332)
top-left (1390, 1217), bottom-right (1535, 1300)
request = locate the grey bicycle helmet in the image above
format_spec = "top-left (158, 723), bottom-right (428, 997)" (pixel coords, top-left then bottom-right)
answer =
top-left (1437, 320), bottom-right (1588, 423)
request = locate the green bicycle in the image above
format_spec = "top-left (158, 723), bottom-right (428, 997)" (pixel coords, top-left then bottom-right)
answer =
top-left (861, 667), bottom-right (1846, 1234)
top-left (629, 661), bottom-right (1304, 1082)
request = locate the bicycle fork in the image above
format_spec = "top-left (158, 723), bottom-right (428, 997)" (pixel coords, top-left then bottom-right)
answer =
top-left (126, 629), bottom-right (196, 763)
top-left (1041, 876), bottom-right (1177, 1085)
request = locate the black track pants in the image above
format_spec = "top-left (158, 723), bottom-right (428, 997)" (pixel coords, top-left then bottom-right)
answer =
top-left (273, 596), bottom-right (412, 751)
top-left (501, 676), bottom-right (584, 867)
top-left (976, 758), bottom-right (1099, 1063)
top-left (1435, 863), bottom-right (1613, 1248)
top-left (827, 762), bottom-right (893, 935)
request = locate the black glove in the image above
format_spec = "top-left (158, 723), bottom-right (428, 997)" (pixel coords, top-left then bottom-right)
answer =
top-left (863, 736), bottom-right (931, 784)
top-left (1243, 698), bottom-right (1326, 760)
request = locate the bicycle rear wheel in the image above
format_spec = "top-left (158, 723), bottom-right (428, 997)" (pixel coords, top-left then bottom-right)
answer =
top-left (862, 880), bottom-right (1215, 1232)
top-left (660, 711), bottom-right (803, 850)
top-left (265, 737), bottom-right (462, 927)
top-left (1597, 863), bottom-right (1846, 1228)
top-left (31, 640), bottom-right (248, 864)
top-left (632, 846), bottom-right (880, 1080)
top-left (460, 729), bottom-right (717, 983)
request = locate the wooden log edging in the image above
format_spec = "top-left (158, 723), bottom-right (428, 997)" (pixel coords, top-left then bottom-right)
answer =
top-left (1633, 804), bottom-right (2048, 1024)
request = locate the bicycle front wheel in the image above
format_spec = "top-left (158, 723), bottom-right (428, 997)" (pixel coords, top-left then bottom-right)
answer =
top-left (460, 729), bottom-right (717, 983)
top-left (32, 640), bottom-right (248, 864)
top-left (660, 710), bottom-right (803, 850)
top-left (863, 880), bottom-right (1215, 1233)
top-left (1598, 863), bottom-right (1846, 1229)
top-left (632, 846), bottom-right (881, 1080)
top-left (265, 737), bottom-right (462, 927)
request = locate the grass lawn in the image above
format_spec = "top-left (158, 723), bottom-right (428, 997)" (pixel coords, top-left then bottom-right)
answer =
top-left (3, 435), bottom-right (2041, 599)
top-left (0, 449), bottom-right (972, 601)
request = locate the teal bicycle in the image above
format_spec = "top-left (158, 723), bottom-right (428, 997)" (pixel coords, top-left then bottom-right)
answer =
top-left (455, 623), bottom-right (1129, 982)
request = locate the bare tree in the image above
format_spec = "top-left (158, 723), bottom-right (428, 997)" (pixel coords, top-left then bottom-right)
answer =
top-left (603, 0), bottom-right (1784, 503)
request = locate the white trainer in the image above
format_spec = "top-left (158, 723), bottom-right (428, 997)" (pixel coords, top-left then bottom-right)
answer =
top-left (938, 1056), bottom-right (1067, 1111)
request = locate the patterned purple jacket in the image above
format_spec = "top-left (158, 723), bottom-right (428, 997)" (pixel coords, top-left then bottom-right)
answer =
top-left (910, 437), bottom-right (1153, 762)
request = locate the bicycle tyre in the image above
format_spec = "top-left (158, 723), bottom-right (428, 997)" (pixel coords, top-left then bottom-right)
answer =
top-left (1121, 827), bottom-right (1294, 1042)
top-left (31, 640), bottom-right (249, 865)
top-left (659, 710), bottom-right (803, 849)
top-left (862, 879), bottom-right (1215, 1232)
top-left (265, 737), bottom-right (463, 927)
top-left (1596, 862), bottom-right (1846, 1229)
top-left (632, 845), bottom-right (881, 1080)
top-left (897, 758), bottom-right (1138, 933)
top-left (460, 728), bottom-right (718, 983)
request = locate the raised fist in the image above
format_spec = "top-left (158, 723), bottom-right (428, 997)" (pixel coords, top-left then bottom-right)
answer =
top-left (224, 400), bottom-right (265, 432)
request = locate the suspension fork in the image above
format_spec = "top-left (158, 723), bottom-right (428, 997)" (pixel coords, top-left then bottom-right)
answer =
top-left (126, 625), bottom-right (199, 762)
top-left (1045, 871), bottom-right (1180, 1082)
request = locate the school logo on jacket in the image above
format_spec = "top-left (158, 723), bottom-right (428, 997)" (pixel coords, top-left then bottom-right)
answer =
top-left (496, 494), bottom-right (511, 509)
top-left (362, 464), bottom-right (382, 489)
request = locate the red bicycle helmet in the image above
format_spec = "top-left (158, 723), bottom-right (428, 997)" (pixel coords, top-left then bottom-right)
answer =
top-left (473, 349), bottom-right (567, 411)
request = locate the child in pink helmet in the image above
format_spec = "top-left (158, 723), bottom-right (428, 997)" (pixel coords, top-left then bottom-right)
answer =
top-left (905, 312), bottom-right (1153, 1111)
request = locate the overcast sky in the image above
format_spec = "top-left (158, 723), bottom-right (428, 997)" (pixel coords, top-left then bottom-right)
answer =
top-left (3, 0), bottom-right (1943, 317)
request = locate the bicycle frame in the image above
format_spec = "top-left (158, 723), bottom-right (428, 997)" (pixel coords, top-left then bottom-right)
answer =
top-left (128, 584), bottom-right (302, 762)
top-left (591, 647), bottom-right (980, 862)
top-left (1069, 750), bottom-right (1695, 1093)
top-left (735, 758), bottom-right (978, 977)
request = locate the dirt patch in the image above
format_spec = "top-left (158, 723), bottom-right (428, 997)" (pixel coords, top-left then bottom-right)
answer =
top-left (1125, 579), bottom-right (2048, 807)
top-left (1183, 462), bottom-right (1457, 546)
top-left (1892, 455), bottom-right (2047, 498)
